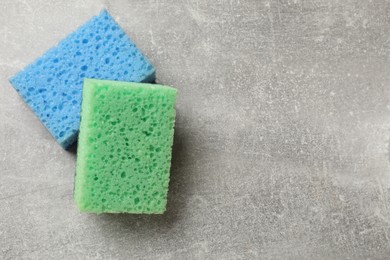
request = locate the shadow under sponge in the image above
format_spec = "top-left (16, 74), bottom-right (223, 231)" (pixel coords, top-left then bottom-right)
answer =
top-left (74, 79), bottom-right (177, 214)
top-left (9, 10), bottom-right (155, 149)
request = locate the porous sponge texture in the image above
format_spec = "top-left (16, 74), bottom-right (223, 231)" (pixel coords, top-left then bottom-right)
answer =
top-left (74, 79), bottom-right (177, 214)
top-left (9, 9), bottom-right (155, 149)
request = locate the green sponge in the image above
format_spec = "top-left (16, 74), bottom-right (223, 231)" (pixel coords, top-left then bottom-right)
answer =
top-left (74, 79), bottom-right (177, 214)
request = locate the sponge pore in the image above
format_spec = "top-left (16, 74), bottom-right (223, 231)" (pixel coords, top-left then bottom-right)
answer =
top-left (74, 79), bottom-right (177, 214)
top-left (9, 9), bottom-right (155, 149)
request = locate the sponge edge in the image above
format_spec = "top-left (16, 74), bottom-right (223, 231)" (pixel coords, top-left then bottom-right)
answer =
top-left (9, 9), bottom-right (156, 149)
top-left (74, 79), bottom-right (177, 214)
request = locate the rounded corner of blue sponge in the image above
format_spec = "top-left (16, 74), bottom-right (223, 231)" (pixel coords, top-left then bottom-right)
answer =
top-left (142, 70), bottom-right (156, 83)
top-left (59, 130), bottom-right (79, 150)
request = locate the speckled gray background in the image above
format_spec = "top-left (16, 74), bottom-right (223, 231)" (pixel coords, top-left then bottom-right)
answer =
top-left (1, 0), bottom-right (390, 259)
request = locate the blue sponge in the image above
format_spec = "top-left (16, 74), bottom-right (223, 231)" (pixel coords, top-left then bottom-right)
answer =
top-left (9, 10), bottom-right (155, 149)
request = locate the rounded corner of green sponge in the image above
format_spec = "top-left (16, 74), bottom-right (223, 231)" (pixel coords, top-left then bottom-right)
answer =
top-left (82, 78), bottom-right (95, 86)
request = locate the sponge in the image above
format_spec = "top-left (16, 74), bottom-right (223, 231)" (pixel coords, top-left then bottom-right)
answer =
top-left (9, 10), bottom-right (155, 149)
top-left (74, 79), bottom-right (177, 214)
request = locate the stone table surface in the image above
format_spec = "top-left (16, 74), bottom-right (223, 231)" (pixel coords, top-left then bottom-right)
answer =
top-left (1, 0), bottom-right (390, 259)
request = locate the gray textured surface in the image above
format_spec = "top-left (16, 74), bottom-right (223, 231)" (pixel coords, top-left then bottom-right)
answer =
top-left (1, 0), bottom-right (390, 259)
